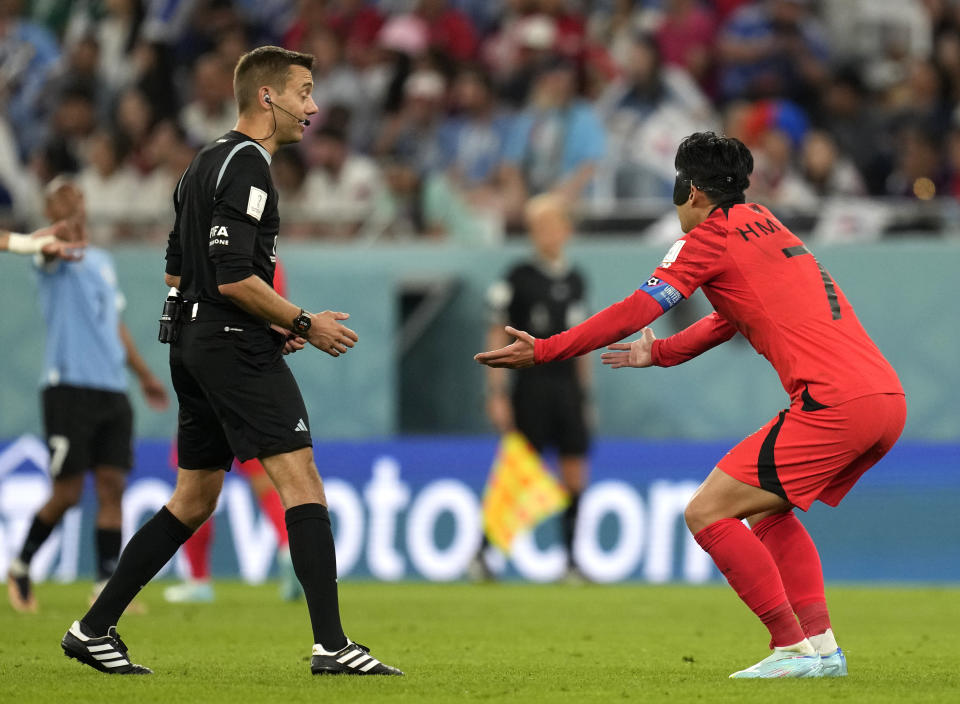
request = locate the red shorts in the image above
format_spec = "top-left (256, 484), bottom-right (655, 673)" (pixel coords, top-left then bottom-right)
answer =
top-left (717, 393), bottom-right (906, 511)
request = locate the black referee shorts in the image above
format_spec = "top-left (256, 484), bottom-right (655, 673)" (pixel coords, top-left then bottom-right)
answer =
top-left (42, 385), bottom-right (134, 479)
top-left (170, 321), bottom-right (312, 470)
top-left (512, 375), bottom-right (590, 457)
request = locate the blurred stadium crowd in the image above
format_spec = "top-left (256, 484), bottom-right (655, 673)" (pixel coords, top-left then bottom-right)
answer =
top-left (2, 0), bottom-right (960, 244)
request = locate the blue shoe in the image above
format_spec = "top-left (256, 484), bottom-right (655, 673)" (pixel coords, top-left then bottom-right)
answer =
top-left (163, 581), bottom-right (214, 603)
top-left (820, 648), bottom-right (847, 677)
top-left (729, 648), bottom-right (823, 679)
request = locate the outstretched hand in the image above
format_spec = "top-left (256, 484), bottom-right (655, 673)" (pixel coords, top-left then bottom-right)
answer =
top-left (600, 327), bottom-right (657, 369)
top-left (37, 220), bottom-right (85, 260)
top-left (474, 326), bottom-right (537, 369)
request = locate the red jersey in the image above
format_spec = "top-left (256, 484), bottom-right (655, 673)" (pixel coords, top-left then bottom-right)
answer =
top-left (652, 203), bottom-right (902, 406)
top-left (535, 202), bottom-right (902, 407)
top-left (272, 257), bottom-right (287, 298)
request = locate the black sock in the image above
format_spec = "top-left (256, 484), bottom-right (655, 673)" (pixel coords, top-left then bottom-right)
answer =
top-left (18, 515), bottom-right (56, 565)
top-left (95, 528), bottom-right (122, 581)
top-left (286, 503), bottom-right (347, 651)
top-left (562, 492), bottom-right (581, 567)
top-left (82, 507), bottom-right (193, 634)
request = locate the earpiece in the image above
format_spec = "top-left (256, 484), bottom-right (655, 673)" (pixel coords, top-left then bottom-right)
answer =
top-left (263, 93), bottom-right (310, 127)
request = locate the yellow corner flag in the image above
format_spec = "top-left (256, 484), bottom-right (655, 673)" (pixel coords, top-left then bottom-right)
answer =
top-left (482, 432), bottom-right (569, 553)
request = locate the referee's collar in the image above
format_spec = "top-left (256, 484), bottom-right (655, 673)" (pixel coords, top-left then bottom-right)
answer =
top-left (221, 131), bottom-right (272, 165)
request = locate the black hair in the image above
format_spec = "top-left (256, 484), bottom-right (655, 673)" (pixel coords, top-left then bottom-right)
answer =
top-left (60, 79), bottom-right (96, 103)
top-left (831, 64), bottom-right (866, 97)
top-left (315, 123), bottom-right (347, 144)
top-left (456, 62), bottom-right (495, 94)
top-left (323, 103), bottom-right (352, 133)
top-left (673, 131), bottom-right (753, 206)
top-left (40, 138), bottom-right (80, 176)
top-left (98, 129), bottom-right (131, 164)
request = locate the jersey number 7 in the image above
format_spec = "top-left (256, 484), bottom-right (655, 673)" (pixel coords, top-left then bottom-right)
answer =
top-left (782, 245), bottom-right (841, 320)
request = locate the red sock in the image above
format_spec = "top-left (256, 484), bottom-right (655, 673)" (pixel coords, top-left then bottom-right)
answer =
top-left (695, 518), bottom-right (805, 647)
top-left (259, 490), bottom-right (289, 548)
top-left (183, 518), bottom-right (213, 580)
top-left (752, 511), bottom-right (831, 637)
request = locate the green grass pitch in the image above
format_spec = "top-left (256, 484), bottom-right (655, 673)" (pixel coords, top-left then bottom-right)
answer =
top-left (2, 580), bottom-right (958, 703)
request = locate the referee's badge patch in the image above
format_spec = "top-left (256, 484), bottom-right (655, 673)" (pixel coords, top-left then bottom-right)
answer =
top-left (247, 186), bottom-right (267, 221)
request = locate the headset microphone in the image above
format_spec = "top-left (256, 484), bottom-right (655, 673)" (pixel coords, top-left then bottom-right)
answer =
top-left (264, 93), bottom-right (310, 126)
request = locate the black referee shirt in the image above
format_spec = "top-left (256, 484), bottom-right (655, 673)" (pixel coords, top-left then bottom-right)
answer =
top-left (488, 259), bottom-right (588, 380)
top-left (165, 131), bottom-right (279, 324)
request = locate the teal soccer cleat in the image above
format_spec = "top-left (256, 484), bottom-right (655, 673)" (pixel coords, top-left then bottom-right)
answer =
top-left (820, 648), bottom-right (848, 677)
top-left (163, 580), bottom-right (215, 603)
top-left (729, 648), bottom-right (823, 679)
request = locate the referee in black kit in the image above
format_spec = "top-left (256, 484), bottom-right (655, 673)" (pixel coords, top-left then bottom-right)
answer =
top-left (60, 46), bottom-right (402, 677)
top-left (476, 193), bottom-right (592, 583)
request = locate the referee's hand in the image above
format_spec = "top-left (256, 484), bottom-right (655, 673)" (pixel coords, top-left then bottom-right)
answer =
top-left (307, 311), bottom-right (358, 357)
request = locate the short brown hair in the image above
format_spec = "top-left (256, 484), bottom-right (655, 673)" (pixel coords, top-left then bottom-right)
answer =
top-left (233, 46), bottom-right (314, 113)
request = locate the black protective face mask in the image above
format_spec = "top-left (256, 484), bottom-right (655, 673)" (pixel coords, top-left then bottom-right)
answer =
top-left (673, 171), bottom-right (692, 206)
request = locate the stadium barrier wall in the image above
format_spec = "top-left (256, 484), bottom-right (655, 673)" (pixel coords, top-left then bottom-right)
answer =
top-left (0, 239), bottom-right (956, 442)
top-left (1, 436), bottom-right (957, 584)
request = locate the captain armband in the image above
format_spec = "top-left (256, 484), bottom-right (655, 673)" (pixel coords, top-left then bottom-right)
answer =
top-left (638, 277), bottom-right (684, 312)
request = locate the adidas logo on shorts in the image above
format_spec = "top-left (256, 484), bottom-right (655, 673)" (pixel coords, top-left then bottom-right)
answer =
top-left (294, 418), bottom-right (309, 432)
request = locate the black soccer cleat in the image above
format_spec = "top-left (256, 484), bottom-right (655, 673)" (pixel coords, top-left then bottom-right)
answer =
top-left (61, 620), bottom-right (153, 674)
top-left (311, 639), bottom-right (403, 676)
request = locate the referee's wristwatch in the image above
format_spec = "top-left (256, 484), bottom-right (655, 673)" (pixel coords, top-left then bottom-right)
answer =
top-left (292, 309), bottom-right (312, 335)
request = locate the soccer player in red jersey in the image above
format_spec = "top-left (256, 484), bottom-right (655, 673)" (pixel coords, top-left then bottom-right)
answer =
top-left (475, 132), bottom-right (905, 679)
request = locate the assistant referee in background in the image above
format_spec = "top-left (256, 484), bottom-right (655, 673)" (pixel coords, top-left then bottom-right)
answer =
top-left (60, 46), bottom-right (402, 677)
